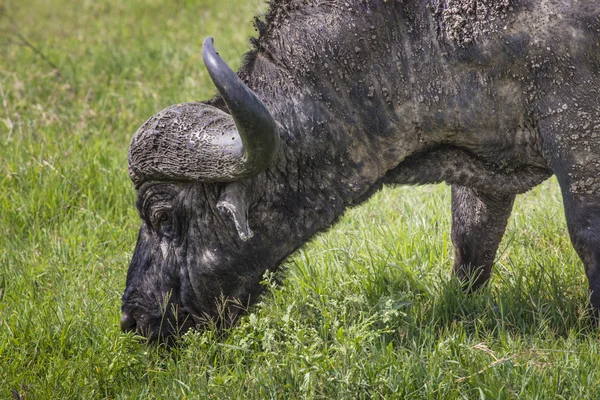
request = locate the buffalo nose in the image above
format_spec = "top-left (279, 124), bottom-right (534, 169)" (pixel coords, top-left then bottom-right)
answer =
top-left (120, 312), bottom-right (137, 333)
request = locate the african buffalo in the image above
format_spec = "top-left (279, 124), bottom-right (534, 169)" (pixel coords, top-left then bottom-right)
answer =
top-left (121, 0), bottom-right (600, 340)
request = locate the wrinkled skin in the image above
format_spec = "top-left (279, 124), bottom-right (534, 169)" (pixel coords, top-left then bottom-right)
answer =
top-left (121, 0), bottom-right (600, 340)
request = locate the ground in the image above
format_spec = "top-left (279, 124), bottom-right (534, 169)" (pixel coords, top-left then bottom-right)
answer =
top-left (1, 0), bottom-right (600, 398)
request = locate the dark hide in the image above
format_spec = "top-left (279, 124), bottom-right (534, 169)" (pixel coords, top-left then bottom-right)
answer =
top-left (122, 0), bottom-right (600, 340)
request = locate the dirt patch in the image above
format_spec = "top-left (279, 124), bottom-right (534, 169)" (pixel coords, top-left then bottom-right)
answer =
top-left (434, 0), bottom-right (512, 44)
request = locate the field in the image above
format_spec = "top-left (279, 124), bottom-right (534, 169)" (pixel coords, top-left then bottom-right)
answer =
top-left (1, 0), bottom-right (600, 398)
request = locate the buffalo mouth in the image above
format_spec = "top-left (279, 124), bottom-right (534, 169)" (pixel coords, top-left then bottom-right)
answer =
top-left (120, 298), bottom-right (248, 342)
top-left (120, 305), bottom-right (197, 343)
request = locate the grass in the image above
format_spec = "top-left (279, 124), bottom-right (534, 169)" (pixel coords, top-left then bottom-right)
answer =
top-left (1, 0), bottom-right (599, 398)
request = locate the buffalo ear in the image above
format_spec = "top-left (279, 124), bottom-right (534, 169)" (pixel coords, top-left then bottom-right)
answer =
top-left (217, 182), bottom-right (254, 241)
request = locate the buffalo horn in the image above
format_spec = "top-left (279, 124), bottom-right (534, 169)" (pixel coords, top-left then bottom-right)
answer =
top-left (202, 37), bottom-right (279, 177)
top-left (127, 37), bottom-right (279, 186)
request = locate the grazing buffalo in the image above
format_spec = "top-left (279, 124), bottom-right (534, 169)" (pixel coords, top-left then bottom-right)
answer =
top-left (121, 0), bottom-right (600, 340)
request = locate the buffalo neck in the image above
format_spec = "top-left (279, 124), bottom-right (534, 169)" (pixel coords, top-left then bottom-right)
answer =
top-left (231, 3), bottom-right (432, 260)
top-left (231, 0), bottom-right (551, 266)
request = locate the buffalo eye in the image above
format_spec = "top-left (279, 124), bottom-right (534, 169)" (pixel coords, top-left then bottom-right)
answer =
top-left (150, 208), bottom-right (173, 237)
top-left (139, 185), bottom-right (180, 238)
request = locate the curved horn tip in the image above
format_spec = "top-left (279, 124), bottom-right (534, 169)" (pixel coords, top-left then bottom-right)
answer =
top-left (203, 36), bottom-right (214, 49)
top-left (202, 36), bottom-right (224, 73)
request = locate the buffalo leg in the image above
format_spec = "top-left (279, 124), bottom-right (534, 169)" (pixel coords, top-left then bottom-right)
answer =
top-left (538, 93), bottom-right (600, 318)
top-left (554, 183), bottom-right (600, 318)
top-left (451, 185), bottom-right (516, 290)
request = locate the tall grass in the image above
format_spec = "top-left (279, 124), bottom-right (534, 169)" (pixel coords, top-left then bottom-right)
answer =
top-left (1, 0), bottom-right (598, 398)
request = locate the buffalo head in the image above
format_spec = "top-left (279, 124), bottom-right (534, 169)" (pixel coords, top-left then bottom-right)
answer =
top-left (120, 38), bottom-right (280, 340)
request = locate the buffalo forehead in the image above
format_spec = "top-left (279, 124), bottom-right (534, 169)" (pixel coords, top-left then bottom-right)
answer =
top-left (128, 103), bottom-right (244, 185)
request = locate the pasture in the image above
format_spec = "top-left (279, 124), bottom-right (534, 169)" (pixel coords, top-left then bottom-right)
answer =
top-left (1, 0), bottom-right (600, 398)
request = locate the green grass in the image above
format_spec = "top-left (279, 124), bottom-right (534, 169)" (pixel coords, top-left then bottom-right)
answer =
top-left (1, 0), bottom-right (599, 398)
